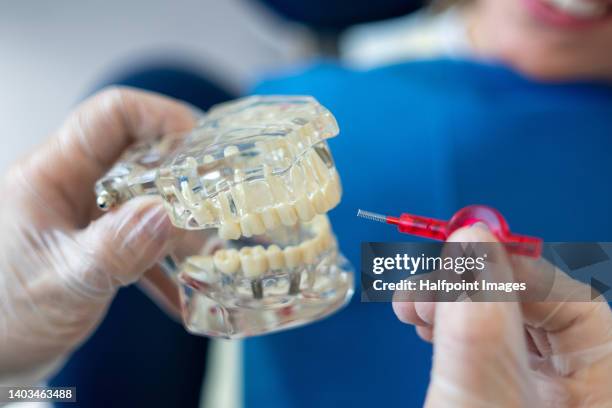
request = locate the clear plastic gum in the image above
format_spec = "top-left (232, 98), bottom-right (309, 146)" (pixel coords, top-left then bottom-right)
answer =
top-left (95, 95), bottom-right (354, 338)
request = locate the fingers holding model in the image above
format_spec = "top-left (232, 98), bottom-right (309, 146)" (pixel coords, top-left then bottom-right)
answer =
top-left (393, 225), bottom-right (612, 407)
top-left (0, 88), bottom-right (194, 385)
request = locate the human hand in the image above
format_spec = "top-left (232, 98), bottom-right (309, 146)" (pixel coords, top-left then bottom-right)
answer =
top-left (393, 225), bottom-right (612, 407)
top-left (0, 88), bottom-right (195, 385)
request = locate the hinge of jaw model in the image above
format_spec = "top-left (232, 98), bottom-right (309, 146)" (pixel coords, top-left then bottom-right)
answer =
top-left (95, 95), bottom-right (354, 339)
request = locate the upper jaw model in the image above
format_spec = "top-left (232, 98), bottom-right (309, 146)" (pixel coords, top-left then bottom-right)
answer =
top-left (96, 95), bottom-right (354, 338)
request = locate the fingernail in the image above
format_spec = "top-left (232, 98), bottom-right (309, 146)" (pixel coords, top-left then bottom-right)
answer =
top-left (471, 221), bottom-right (490, 231)
top-left (123, 204), bottom-right (170, 248)
top-left (144, 205), bottom-right (172, 241)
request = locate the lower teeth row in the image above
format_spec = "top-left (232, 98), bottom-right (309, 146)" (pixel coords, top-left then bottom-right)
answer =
top-left (184, 216), bottom-right (334, 280)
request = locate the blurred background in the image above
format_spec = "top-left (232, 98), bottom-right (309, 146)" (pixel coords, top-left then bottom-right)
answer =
top-left (0, 0), bottom-right (316, 171)
top-left (0, 0), bottom-right (424, 172)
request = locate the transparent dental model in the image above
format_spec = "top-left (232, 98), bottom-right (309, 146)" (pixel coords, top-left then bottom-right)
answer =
top-left (95, 95), bottom-right (354, 338)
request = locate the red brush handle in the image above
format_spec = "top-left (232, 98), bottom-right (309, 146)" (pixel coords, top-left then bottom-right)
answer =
top-left (388, 205), bottom-right (542, 258)
top-left (387, 214), bottom-right (447, 241)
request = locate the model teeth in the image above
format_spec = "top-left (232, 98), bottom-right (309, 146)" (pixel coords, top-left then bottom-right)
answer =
top-left (283, 245), bottom-right (303, 268)
top-left (191, 202), bottom-right (215, 225)
top-left (307, 149), bottom-right (330, 182)
top-left (218, 192), bottom-right (234, 220)
top-left (545, 0), bottom-right (608, 17)
top-left (210, 166), bottom-right (340, 237)
top-left (239, 246), bottom-right (269, 278)
top-left (218, 220), bottom-right (241, 240)
top-left (299, 240), bottom-right (318, 264)
top-left (266, 245), bottom-right (285, 269)
top-left (323, 171), bottom-right (342, 209)
top-left (160, 140), bottom-right (342, 240)
top-left (260, 207), bottom-right (281, 230)
top-left (240, 213), bottom-right (266, 237)
top-left (214, 249), bottom-right (240, 274)
top-left (310, 191), bottom-right (329, 213)
top-left (290, 164), bottom-right (307, 195)
top-left (295, 196), bottom-right (316, 221)
top-left (276, 203), bottom-right (299, 226)
top-left (267, 166), bottom-right (291, 202)
top-left (189, 215), bottom-right (335, 285)
top-left (96, 96), bottom-right (352, 333)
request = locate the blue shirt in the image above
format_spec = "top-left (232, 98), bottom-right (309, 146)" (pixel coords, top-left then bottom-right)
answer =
top-left (244, 59), bottom-right (612, 407)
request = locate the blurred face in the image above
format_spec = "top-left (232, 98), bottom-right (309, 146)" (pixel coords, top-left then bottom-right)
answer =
top-left (468, 0), bottom-right (612, 80)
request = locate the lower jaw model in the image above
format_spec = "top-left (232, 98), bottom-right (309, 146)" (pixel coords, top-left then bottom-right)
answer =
top-left (96, 95), bottom-right (354, 338)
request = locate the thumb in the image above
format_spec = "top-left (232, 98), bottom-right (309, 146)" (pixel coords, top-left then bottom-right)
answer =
top-left (74, 197), bottom-right (178, 295)
top-left (425, 226), bottom-right (535, 407)
top-left (426, 302), bottom-right (533, 407)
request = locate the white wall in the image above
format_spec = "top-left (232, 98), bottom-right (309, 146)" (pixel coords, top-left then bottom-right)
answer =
top-left (0, 0), bottom-right (314, 171)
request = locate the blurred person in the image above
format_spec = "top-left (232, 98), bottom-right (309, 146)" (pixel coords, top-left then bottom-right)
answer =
top-left (2, 0), bottom-right (612, 408)
top-left (343, 0), bottom-right (612, 80)
top-left (240, 0), bottom-right (612, 406)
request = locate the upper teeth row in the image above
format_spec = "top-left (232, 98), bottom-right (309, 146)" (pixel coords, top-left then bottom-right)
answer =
top-left (544, 0), bottom-right (608, 17)
top-left (166, 147), bottom-right (342, 240)
top-left (185, 215), bottom-right (335, 279)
